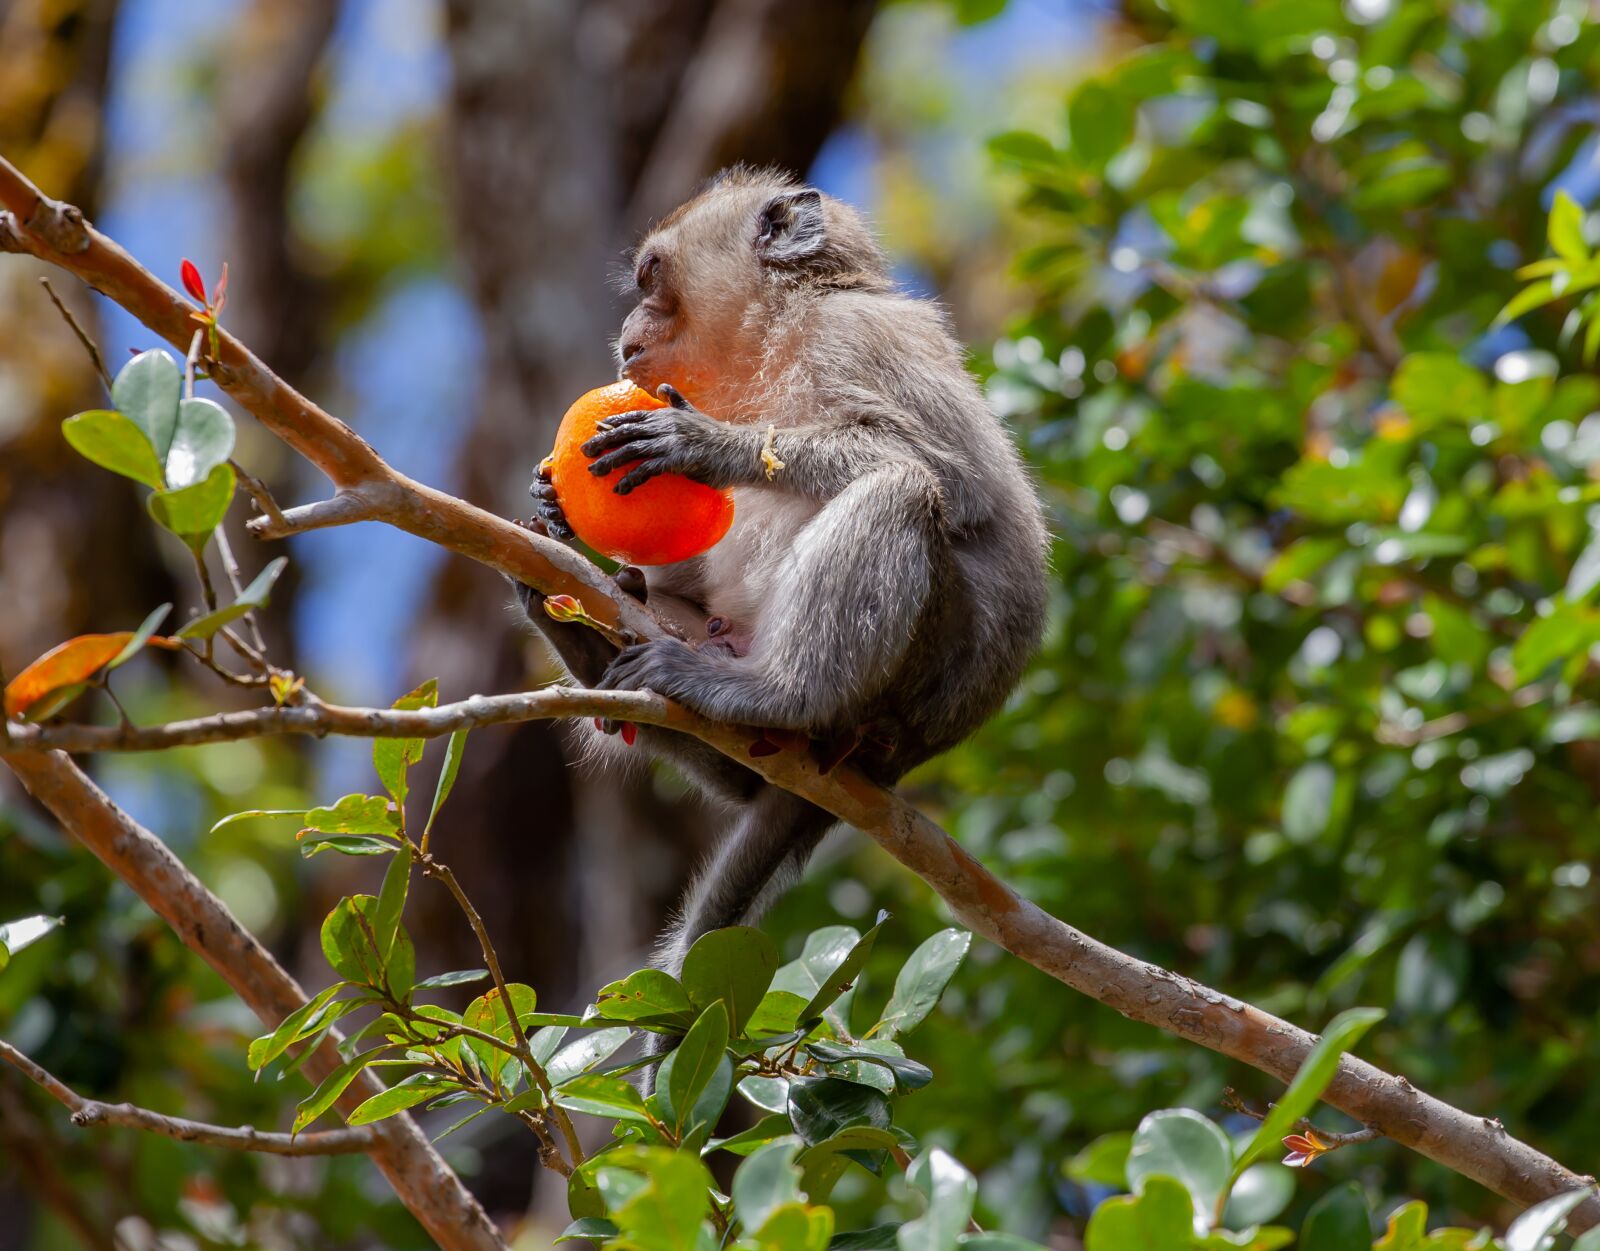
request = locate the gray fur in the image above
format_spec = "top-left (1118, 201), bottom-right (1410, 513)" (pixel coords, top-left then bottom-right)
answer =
top-left (518, 168), bottom-right (1048, 974)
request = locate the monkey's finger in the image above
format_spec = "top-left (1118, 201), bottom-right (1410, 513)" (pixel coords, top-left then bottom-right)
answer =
top-left (657, 384), bottom-right (692, 410)
top-left (588, 442), bottom-right (666, 476)
top-left (614, 566), bottom-right (649, 603)
top-left (582, 422), bottom-right (660, 457)
top-left (530, 479), bottom-right (561, 502)
top-left (592, 409), bottom-right (656, 432)
top-left (614, 459), bottom-right (670, 494)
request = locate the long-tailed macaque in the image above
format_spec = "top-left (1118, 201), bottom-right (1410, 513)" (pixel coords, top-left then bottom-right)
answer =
top-left (516, 167), bottom-right (1048, 973)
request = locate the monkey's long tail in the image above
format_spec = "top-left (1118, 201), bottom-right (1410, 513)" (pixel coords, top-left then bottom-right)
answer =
top-left (671, 786), bottom-right (836, 963)
top-left (642, 786), bottom-right (836, 1079)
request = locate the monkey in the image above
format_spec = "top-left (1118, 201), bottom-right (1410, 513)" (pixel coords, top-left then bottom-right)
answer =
top-left (514, 166), bottom-right (1048, 977)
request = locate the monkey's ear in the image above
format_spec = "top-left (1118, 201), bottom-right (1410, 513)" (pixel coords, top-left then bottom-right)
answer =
top-left (755, 190), bottom-right (826, 266)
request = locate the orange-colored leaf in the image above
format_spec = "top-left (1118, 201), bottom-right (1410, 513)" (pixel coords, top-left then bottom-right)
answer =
top-left (5, 633), bottom-right (130, 719)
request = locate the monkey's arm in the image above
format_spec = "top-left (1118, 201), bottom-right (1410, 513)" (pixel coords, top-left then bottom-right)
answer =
top-left (583, 385), bottom-right (921, 501)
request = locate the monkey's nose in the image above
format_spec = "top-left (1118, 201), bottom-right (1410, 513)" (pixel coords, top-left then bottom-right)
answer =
top-left (620, 338), bottom-right (645, 364)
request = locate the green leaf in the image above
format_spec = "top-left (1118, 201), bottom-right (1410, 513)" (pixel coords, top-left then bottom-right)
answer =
top-left (601, 1147), bottom-right (715, 1251)
top-left (746, 989), bottom-right (808, 1037)
top-left (1574, 1225), bottom-right (1600, 1251)
top-left (346, 1072), bottom-right (450, 1125)
top-left (1391, 354), bottom-right (1488, 429)
top-left (596, 967), bottom-right (696, 1025)
top-left (463, 983), bottom-right (538, 1081)
top-left (1498, 279), bottom-right (1561, 325)
top-left (546, 1026), bottom-right (632, 1086)
top-left (1299, 1182), bottom-right (1371, 1251)
top-left (163, 396), bottom-right (235, 489)
top-left (1126, 1108), bottom-right (1233, 1226)
top-left (804, 1040), bottom-right (932, 1092)
top-left (303, 793), bottom-right (400, 836)
top-left (1262, 538), bottom-right (1345, 593)
top-left (957, 1237), bottom-right (1050, 1250)
top-left (798, 916), bottom-right (885, 1029)
top-left (733, 1139), bottom-right (804, 1234)
top-left (291, 1048), bottom-right (387, 1134)
top-left (900, 1148), bottom-right (977, 1251)
top-left (1068, 81), bottom-right (1134, 169)
top-left (1513, 602), bottom-right (1600, 684)
top-left (1505, 1186), bottom-right (1596, 1251)
top-left (1085, 1176), bottom-right (1196, 1251)
top-left (176, 556), bottom-right (287, 640)
top-left (1221, 1165), bottom-right (1294, 1229)
top-left (1550, 191), bottom-right (1589, 263)
top-left (654, 1046), bottom-right (733, 1143)
top-left (553, 1073), bottom-right (656, 1128)
top-left (373, 842), bottom-right (411, 961)
top-left (248, 981), bottom-right (352, 1071)
top-left (0, 914), bottom-right (63, 959)
top-left (706, 1112), bottom-right (793, 1157)
top-left (875, 928), bottom-right (970, 1038)
top-left (414, 968), bottom-right (490, 991)
top-left (62, 410), bottom-right (167, 489)
top-left (1231, 1007), bottom-right (1384, 1177)
top-left (668, 1002), bottom-right (730, 1134)
top-left (107, 603), bottom-right (173, 671)
top-left (112, 348), bottom-right (181, 458)
top-left (681, 926), bottom-right (779, 1035)
top-left (773, 926), bottom-right (865, 1034)
top-left (147, 462), bottom-right (235, 550)
top-left (739, 1075), bottom-right (791, 1114)
top-left (555, 1218), bottom-right (620, 1244)
top-left (1282, 762), bottom-right (1335, 844)
top-left (422, 727), bottom-right (469, 843)
top-left (373, 679), bottom-right (438, 810)
top-left (787, 1077), bottom-right (891, 1147)
top-left (320, 895), bottom-right (388, 988)
top-left (210, 808), bottom-right (306, 832)
top-left (1066, 1131), bottom-right (1133, 1187)
top-left (299, 834), bottom-right (401, 858)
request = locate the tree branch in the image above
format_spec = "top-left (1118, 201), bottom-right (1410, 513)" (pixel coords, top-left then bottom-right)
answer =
top-left (0, 1040), bottom-right (377, 1156)
top-left (3, 154), bottom-right (1597, 1234)
top-left (0, 687), bottom-right (665, 754)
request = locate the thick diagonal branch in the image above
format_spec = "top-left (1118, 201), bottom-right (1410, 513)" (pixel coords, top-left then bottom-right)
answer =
top-left (1, 154), bottom-right (1596, 1234)
top-left (2, 748), bottom-right (510, 1251)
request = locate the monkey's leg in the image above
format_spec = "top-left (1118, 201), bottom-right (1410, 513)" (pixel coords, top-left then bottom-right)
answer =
top-left (597, 462), bottom-right (944, 730)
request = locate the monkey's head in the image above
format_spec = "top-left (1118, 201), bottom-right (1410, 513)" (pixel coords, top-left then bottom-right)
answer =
top-left (616, 168), bottom-right (890, 408)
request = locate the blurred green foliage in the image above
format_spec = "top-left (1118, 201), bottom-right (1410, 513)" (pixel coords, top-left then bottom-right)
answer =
top-left (778, 0), bottom-right (1600, 1241)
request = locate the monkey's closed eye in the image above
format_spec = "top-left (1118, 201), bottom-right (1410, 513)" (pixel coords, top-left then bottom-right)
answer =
top-left (635, 252), bottom-right (661, 290)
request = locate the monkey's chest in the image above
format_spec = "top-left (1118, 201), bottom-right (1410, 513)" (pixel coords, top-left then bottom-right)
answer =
top-left (700, 489), bottom-right (821, 627)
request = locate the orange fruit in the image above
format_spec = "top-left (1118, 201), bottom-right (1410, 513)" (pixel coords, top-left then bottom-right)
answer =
top-left (548, 382), bottom-right (735, 566)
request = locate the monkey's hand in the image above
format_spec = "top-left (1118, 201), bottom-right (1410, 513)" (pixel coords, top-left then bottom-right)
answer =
top-left (528, 456), bottom-right (575, 540)
top-left (581, 384), bottom-right (741, 495)
top-left (593, 638), bottom-right (709, 711)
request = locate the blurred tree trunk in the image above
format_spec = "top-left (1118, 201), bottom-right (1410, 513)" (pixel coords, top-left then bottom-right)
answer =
top-left (0, 0), bottom-right (162, 673)
top-left (418, 0), bottom-right (875, 1218)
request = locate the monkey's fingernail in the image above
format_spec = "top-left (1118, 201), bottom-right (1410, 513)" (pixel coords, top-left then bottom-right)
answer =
top-left (615, 566), bottom-right (648, 602)
top-left (621, 722), bottom-right (638, 746)
top-left (593, 718), bottom-right (604, 731)
top-left (748, 735), bottom-right (780, 758)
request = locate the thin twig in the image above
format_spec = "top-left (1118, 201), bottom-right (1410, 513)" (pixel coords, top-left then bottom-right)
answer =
top-left (0, 1040), bottom-right (377, 1156)
top-left (421, 857), bottom-right (583, 1169)
top-left (39, 277), bottom-right (112, 390)
top-left (213, 525), bottom-right (268, 652)
top-left (1222, 1086), bottom-right (1384, 1151)
top-left (232, 459), bottom-right (288, 530)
